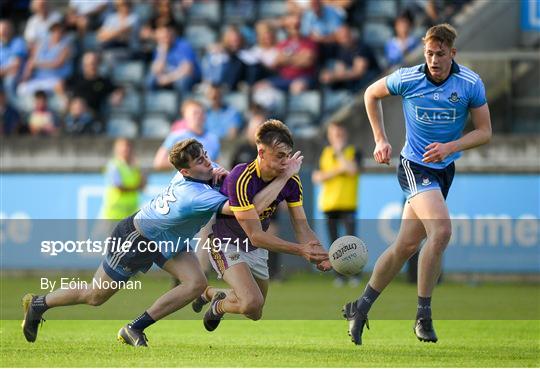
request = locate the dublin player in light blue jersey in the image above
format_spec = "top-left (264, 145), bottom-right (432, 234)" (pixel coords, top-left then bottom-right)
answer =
top-left (22, 138), bottom-right (303, 347)
top-left (343, 24), bottom-right (492, 345)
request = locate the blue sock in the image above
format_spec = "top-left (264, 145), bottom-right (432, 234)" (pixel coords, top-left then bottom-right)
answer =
top-left (417, 296), bottom-right (432, 319)
top-left (130, 311), bottom-right (155, 331)
top-left (356, 284), bottom-right (380, 317)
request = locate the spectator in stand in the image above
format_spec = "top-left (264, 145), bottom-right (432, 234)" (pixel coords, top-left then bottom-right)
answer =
top-left (384, 11), bottom-right (420, 68)
top-left (301, 0), bottom-right (344, 46)
top-left (202, 25), bottom-right (248, 91)
top-left (96, 0), bottom-right (139, 66)
top-left (153, 99), bottom-right (220, 170)
top-left (0, 19), bottom-right (28, 104)
top-left (147, 22), bottom-right (200, 95)
top-left (0, 89), bottom-right (23, 135)
top-left (62, 51), bottom-right (124, 122)
top-left (241, 21), bottom-right (279, 85)
top-left (18, 20), bottom-right (73, 98)
top-left (205, 84), bottom-right (243, 140)
top-left (63, 51), bottom-right (123, 119)
top-left (24, 0), bottom-right (62, 52)
top-left (256, 13), bottom-right (318, 95)
top-left (66, 0), bottom-right (109, 35)
top-left (27, 90), bottom-right (59, 135)
top-left (320, 25), bottom-right (381, 92)
top-left (139, 0), bottom-right (182, 62)
top-left (64, 97), bottom-right (100, 135)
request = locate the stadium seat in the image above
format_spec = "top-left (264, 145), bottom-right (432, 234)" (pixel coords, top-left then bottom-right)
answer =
top-left (107, 116), bottom-right (138, 138)
top-left (186, 0), bottom-right (220, 23)
top-left (185, 24), bottom-right (218, 51)
top-left (109, 89), bottom-right (142, 116)
top-left (82, 32), bottom-right (98, 51)
top-left (141, 114), bottom-right (171, 138)
top-left (363, 22), bottom-right (394, 49)
top-left (224, 1), bottom-right (256, 24)
top-left (323, 89), bottom-right (353, 115)
top-left (284, 112), bottom-right (319, 138)
top-left (223, 91), bottom-right (248, 113)
top-left (111, 61), bottom-right (145, 87)
top-left (288, 91), bottom-right (322, 117)
top-left (144, 91), bottom-right (179, 117)
top-left (259, 0), bottom-right (288, 18)
top-left (365, 0), bottom-right (397, 19)
top-left (252, 87), bottom-right (287, 119)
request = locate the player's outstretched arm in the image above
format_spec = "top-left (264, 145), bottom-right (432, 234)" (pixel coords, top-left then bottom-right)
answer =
top-left (288, 205), bottom-right (331, 271)
top-left (234, 208), bottom-right (327, 263)
top-left (422, 103), bottom-right (492, 163)
top-left (364, 77), bottom-right (392, 165)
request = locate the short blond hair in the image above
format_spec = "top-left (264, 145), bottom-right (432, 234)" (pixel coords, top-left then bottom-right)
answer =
top-left (255, 119), bottom-right (293, 148)
top-left (423, 23), bottom-right (457, 48)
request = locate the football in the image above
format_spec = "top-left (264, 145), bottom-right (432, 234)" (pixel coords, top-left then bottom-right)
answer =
top-left (329, 235), bottom-right (368, 276)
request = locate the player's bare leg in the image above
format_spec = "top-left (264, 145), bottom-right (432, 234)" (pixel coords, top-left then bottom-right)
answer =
top-left (146, 252), bottom-right (207, 320)
top-left (344, 201), bottom-right (426, 345)
top-left (408, 189), bottom-right (451, 343)
top-left (22, 264), bottom-right (119, 342)
top-left (118, 252), bottom-right (207, 347)
top-left (203, 263), bottom-right (265, 331)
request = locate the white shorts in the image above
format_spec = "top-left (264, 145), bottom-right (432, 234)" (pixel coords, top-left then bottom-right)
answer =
top-left (209, 246), bottom-right (269, 281)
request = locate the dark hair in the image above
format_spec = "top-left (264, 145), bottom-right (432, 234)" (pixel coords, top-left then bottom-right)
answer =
top-left (255, 119), bottom-right (293, 149)
top-left (423, 23), bottom-right (458, 48)
top-left (169, 138), bottom-right (204, 170)
top-left (34, 90), bottom-right (47, 99)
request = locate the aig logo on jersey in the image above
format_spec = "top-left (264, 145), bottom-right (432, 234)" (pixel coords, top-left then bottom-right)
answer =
top-left (415, 107), bottom-right (456, 124)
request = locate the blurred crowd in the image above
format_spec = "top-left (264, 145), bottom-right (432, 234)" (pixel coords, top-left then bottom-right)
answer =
top-left (1, 0), bottom-right (472, 141)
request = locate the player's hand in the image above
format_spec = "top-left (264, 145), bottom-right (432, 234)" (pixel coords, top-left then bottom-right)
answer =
top-left (374, 140), bottom-right (392, 165)
top-left (316, 259), bottom-right (332, 272)
top-left (282, 151), bottom-right (303, 178)
top-left (212, 167), bottom-right (229, 186)
top-left (299, 240), bottom-right (329, 263)
top-left (423, 142), bottom-right (453, 163)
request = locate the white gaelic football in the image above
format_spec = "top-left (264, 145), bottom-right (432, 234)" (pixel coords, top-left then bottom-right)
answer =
top-left (329, 235), bottom-right (368, 276)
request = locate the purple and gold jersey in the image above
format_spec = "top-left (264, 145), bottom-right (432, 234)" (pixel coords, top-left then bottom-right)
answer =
top-left (212, 159), bottom-right (303, 251)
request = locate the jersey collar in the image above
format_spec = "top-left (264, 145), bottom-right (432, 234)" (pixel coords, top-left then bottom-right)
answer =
top-left (419, 60), bottom-right (460, 86)
top-left (184, 176), bottom-right (212, 185)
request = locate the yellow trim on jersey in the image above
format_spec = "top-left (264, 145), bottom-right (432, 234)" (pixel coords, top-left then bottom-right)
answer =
top-left (229, 204), bottom-right (256, 212)
top-left (287, 201), bottom-right (303, 208)
top-left (235, 161), bottom-right (256, 208)
top-left (255, 158), bottom-right (261, 178)
top-left (290, 174), bottom-right (304, 203)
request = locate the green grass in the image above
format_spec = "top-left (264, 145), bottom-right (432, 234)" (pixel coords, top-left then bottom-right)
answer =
top-left (1, 273), bottom-right (539, 367)
top-left (1, 320), bottom-right (539, 367)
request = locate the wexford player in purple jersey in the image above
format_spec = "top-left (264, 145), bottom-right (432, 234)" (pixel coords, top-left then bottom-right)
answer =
top-left (190, 120), bottom-right (331, 330)
top-left (343, 24), bottom-right (492, 345)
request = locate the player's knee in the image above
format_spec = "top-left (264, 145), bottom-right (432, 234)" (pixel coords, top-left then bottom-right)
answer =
top-left (396, 241), bottom-right (419, 259)
top-left (430, 224), bottom-right (452, 249)
top-left (239, 295), bottom-right (264, 318)
top-left (183, 277), bottom-right (207, 299)
top-left (85, 291), bottom-right (109, 306)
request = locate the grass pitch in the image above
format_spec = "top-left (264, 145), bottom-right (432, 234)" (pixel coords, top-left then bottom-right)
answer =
top-left (1, 320), bottom-right (539, 367)
top-left (1, 273), bottom-right (539, 367)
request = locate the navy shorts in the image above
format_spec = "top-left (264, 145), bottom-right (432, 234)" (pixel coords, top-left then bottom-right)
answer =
top-left (398, 156), bottom-right (455, 200)
top-left (102, 214), bottom-right (168, 281)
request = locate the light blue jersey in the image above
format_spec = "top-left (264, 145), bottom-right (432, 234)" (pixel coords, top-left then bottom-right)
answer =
top-left (134, 173), bottom-right (227, 259)
top-left (386, 62), bottom-right (486, 169)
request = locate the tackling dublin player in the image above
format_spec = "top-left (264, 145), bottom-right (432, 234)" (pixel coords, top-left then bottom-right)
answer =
top-left (343, 23), bottom-right (492, 345)
top-left (192, 120), bottom-right (331, 331)
top-left (22, 138), bottom-right (302, 347)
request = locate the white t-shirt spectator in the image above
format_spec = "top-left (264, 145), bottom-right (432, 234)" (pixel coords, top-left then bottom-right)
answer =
top-left (24, 11), bottom-right (63, 45)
